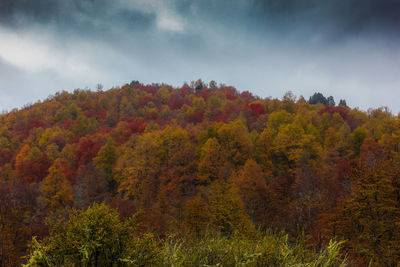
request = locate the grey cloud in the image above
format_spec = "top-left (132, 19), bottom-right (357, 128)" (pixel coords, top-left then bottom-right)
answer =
top-left (0, 0), bottom-right (156, 36)
top-left (0, 0), bottom-right (399, 112)
top-left (250, 0), bottom-right (400, 29)
top-left (2, 0), bottom-right (399, 44)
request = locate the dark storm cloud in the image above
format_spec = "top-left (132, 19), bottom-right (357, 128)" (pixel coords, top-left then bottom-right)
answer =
top-left (192, 0), bottom-right (400, 43)
top-left (1, 0), bottom-right (399, 48)
top-left (2, 0), bottom-right (399, 35)
top-left (251, 0), bottom-right (400, 28)
top-left (0, 0), bottom-right (400, 112)
top-left (0, 0), bottom-right (155, 36)
top-left (241, 0), bottom-right (396, 38)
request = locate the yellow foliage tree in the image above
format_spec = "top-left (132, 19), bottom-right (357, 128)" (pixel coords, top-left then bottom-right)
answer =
top-left (40, 159), bottom-right (73, 210)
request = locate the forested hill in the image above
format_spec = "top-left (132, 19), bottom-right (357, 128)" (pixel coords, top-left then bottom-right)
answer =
top-left (0, 81), bottom-right (399, 265)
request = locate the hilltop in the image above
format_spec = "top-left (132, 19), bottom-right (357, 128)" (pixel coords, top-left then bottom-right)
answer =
top-left (0, 81), bottom-right (399, 265)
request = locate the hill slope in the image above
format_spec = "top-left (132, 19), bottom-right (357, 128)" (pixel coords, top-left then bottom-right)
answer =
top-left (0, 81), bottom-right (399, 265)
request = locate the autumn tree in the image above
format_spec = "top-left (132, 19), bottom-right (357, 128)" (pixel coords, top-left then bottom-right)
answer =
top-left (182, 196), bottom-right (211, 236)
top-left (116, 130), bottom-right (163, 209)
top-left (0, 181), bottom-right (40, 267)
top-left (231, 159), bottom-right (271, 226)
top-left (93, 138), bottom-right (117, 190)
top-left (206, 181), bottom-right (253, 235)
top-left (15, 144), bottom-right (51, 183)
top-left (331, 140), bottom-right (400, 265)
top-left (40, 159), bottom-right (73, 210)
top-left (216, 119), bottom-right (252, 166)
top-left (197, 137), bottom-right (225, 184)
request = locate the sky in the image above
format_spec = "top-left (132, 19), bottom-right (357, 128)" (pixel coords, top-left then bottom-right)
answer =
top-left (0, 0), bottom-right (400, 113)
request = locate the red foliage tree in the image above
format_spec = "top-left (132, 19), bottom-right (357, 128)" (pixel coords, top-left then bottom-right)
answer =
top-left (318, 105), bottom-right (349, 121)
top-left (248, 103), bottom-right (266, 116)
top-left (221, 86), bottom-right (238, 100)
top-left (76, 138), bottom-right (102, 167)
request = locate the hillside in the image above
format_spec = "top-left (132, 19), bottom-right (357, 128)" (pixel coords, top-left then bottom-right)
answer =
top-left (0, 81), bottom-right (399, 266)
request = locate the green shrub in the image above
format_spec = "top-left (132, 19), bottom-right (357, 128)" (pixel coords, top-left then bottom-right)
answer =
top-left (24, 203), bottom-right (162, 267)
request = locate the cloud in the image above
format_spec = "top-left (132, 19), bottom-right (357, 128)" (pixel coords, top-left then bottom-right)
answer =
top-left (0, 26), bottom-right (99, 78)
top-left (0, 27), bottom-right (52, 71)
top-left (120, 0), bottom-right (185, 32)
top-left (0, 0), bottom-right (400, 113)
top-left (0, 0), bottom-right (185, 33)
top-left (156, 10), bottom-right (184, 32)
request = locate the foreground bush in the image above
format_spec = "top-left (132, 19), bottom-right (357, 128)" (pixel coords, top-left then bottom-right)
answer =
top-left (162, 232), bottom-right (346, 266)
top-left (24, 203), bottom-right (162, 266)
top-left (25, 203), bottom-right (347, 266)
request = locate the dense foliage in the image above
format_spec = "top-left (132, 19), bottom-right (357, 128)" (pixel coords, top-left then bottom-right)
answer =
top-left (24, 203), bottom-right (161, 267)
top-left (0, 80), bottom-right (399, 265)
top-left (25, 203), bottom-right (346, 266)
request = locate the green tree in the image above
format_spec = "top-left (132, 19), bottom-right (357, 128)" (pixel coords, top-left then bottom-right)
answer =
top-left (338, 99), bottom-right (347, 107)
top-left (327, 96), bottom-right (335, 106)
top-left (308, 92), bottom-right (328, 105)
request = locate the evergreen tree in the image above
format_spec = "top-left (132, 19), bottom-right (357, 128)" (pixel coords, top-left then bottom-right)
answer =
top-left (339, 99), bottom-right (347, 107)
top-left (308, 92), bottom-right (328, 105)
top-left (327, 96), bottom-right (335, 106)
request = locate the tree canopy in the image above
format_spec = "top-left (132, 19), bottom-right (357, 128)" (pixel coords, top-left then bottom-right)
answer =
top-left (0, 81), bottom-right (396, 266)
